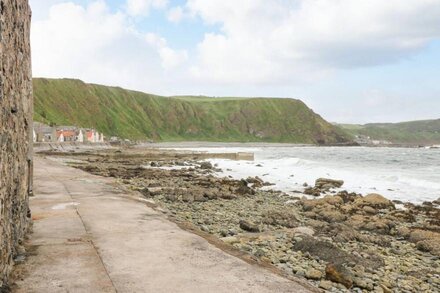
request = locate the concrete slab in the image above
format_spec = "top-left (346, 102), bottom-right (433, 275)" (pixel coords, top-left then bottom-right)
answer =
top-left (13, 156), bottom-right (315, 293)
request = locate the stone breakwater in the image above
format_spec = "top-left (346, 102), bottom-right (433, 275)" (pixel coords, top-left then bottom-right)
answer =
top-left (52, 148), bottom-right (440, 292)
top-left (0, 0), bottom-right (33, 289)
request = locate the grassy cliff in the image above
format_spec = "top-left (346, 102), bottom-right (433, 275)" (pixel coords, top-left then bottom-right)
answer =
top-left (340, 120), bottom-right (440, 145)
top-left (33, 78), bottom-right (351, 144)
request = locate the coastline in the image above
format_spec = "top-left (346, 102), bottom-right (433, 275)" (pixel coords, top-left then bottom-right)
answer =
top-left (37, 146), bottom-right (440, 292)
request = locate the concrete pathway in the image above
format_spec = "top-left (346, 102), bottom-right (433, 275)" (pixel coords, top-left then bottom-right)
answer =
top-left (14, 156), bottom-right (315, 293)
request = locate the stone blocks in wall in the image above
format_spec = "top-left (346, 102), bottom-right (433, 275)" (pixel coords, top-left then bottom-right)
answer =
top-left (0, 0), bottom-right (33, 288)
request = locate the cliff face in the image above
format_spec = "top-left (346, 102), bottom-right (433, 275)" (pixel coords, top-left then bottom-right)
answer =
top-left (0, 0), bottom-right (33, 288)
top-left (33, 78), bottom-right (352, 144)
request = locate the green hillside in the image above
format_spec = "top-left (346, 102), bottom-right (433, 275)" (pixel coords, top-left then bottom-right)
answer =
top-left (33, 78), bottom-right (351, 144)
top-left (340, 119), bottom-right (440, 145)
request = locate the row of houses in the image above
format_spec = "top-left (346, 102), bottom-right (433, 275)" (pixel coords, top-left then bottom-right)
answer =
top-left (354, 135), bottom-right (392, 146)
top-left (33, 122), bottom-right (105, 143)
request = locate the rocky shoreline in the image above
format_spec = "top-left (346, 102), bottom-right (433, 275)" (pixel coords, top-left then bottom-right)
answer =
top-left (41, 148), bottom-right (440, 292)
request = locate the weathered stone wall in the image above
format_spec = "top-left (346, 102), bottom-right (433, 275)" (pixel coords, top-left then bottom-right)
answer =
top-left (0, 0), bottom-right (32, 288)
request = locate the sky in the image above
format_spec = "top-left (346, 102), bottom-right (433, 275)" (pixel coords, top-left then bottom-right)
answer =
top-left (30, 0), bottom-right (440, 124)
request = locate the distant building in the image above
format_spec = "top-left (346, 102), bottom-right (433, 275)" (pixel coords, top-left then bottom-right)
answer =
top-left (86, 130), bottom-right (96, 143)
top-left (33, 122), bottom-right (104, 144)
top-left (77, 129), bottom-right (84, 142)
top-left (56, 130), bottom-right (76, 142)
top-left (94, 131), bottom-right (100, 143)
top-left (34, 122), bottom-right (56, 142)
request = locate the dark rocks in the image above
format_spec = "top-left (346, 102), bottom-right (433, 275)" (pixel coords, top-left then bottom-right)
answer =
top-left (304, 178), bottom-right (344, 197)
top-left (239, 220), bottom-right (260, 232)
top-left (336, 190), bottom-right (360, 203)
top-left (200, 161), bottom-right (213, 170)
top-left (292, 236), bottom-right (359, 266)
top-left (236, 180), bottom-right (255, 195)
top-left (304, 187), bottom-right (321, 197)
top-left (246, 176), bottom-right (264, 188)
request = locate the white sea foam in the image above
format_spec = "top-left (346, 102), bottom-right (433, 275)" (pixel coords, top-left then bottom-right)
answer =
top-left (163, 145), bottom-right (440, 204)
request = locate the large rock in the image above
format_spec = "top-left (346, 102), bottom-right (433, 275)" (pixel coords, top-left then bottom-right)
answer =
top-left (409, 229), bottom-right (440, 256)
top-left (315, 178), bottom-right (344, 189)
top-left (325, 263), bottom-right (353, 289)
top-left (262, 209), bottom-right (299, 228)
top-left (354, 193), bottom-right (395, 210)
top-left (0, 0), bottom-right (33, 288)
top-left (200, 161), bottom-right (213, 170)
top-left (239, 220), bottom-right (260, 232)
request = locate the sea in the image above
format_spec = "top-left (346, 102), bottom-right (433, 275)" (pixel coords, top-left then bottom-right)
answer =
top-left (158, 144), bottom-right (440, 204)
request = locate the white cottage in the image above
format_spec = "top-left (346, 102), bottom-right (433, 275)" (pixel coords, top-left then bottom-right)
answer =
top-left (77, 129), bottom-right (84, 142)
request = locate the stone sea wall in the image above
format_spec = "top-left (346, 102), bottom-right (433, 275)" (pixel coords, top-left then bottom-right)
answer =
top-left (0, 0), bottom-right (32, 288)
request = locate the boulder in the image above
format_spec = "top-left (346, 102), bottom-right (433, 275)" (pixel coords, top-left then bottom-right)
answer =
top-left (336, 190), bottom-right (360, 203)
top-left (236, 180), bottom-right (255, 195)
top-left (246, 176), bottom-right (264, 188)
top-left (318, 209), bottom-right (347, 223)
top-left (347, 214), bottom-right (395, 234)
top-left (262, 209), bottom-right (299, 228)
top-left (200, 161), bottom-right (213, 170)
top-left (239, 220), bottom-right (260, 232)
top-left (304, 187), bottom-right (321, 197)
top-left (409, 229), bottom-right (440, 255)
top-left (315, 178), bottom-right (344, 189)
top-left (355, 193), bottom-right (395, 210)
top-left (362, 206), bottom-right (377, 214)
top-left (305, 268), bottom-right (323, 280)
top-left (325, 263), bottom-right (353, 289)
top-left (416, 240), bottom-right (440, 255)
top-left (322, 195), bottom-right (344, 206)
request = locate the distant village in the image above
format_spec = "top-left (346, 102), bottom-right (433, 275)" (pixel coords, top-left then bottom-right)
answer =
top-left (353, 134), bottom-right (392, 146)
top-left (33, 122), bottom-right (115, 143)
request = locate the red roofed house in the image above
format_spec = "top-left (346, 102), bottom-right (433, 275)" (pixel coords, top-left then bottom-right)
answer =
top-left (56, 130), bottom-right (77, 142)
top-left (86, 130), bottom-right (96, 143)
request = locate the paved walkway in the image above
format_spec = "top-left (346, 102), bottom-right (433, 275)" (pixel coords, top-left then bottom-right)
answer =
top-left (14, 156), bottom-right (314, 293)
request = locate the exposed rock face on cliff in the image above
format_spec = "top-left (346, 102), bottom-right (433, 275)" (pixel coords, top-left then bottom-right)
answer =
top-left (0, 0), bottom-right (33, 288)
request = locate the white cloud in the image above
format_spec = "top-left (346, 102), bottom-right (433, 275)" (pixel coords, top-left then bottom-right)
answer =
top-left (31, 0), bottom-right (183, 92)
top-left (125, 0), bottom-right (168, 17)
top-left (167, 6), bottom-right (184, 23)
top-left (29, 0), bottom-right (440, 123)
top-left (145, 33), bottom-right (188, 69)
top-left (187, 0), bottom-right (440, 84)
